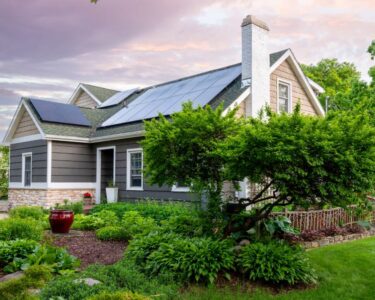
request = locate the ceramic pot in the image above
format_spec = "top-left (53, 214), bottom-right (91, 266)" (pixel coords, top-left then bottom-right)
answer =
top-left (49, 210), bottom-right (74, 234)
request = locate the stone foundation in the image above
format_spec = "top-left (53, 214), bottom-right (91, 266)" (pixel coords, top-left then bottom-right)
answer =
top-left (8, 188), bottom-right (96, 209)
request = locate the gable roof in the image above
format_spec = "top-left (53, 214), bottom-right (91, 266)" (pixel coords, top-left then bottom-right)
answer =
top-left (4, 50), bottom-right (325, 144)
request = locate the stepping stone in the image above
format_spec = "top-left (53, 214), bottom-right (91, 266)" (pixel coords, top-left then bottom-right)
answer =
top-left (0, 271), bottom-right (24, 282)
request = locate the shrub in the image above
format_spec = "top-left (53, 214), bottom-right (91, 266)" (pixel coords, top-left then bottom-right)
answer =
top-left (126, 232), bottom-right (181, 266)
top-left (96, 226), bottom-right (130, 241)
top-left (73, 210), bottom-right (119, 231)
top-left (146, 237), bottom-right (235, 284)
top-left (55, 200), bottom-right (83, 214)
top-left (300, 230), bottom-right (326, 241)
top-left (0, 218), bottom-right (43, 241)
top-left (122, 211), bottom-right (157, 238)
top-left (90, 201), bottom-right (198, 223)
top-left (0, 239), bottom-right (39, 267)
top-left (0, 265), bottom-right (52, 300)
top-left (87, 291), bottom-right (151, 300)
top-left (9, 206), bottom-right (46, 220)
top-left (238, 241), bottom-right (317, 285)
top-left (161, 215), bottom-right (205, 237)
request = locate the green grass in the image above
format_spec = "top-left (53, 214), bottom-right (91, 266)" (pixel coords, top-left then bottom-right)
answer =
top-left (180, 237), bottom-right (375, 300)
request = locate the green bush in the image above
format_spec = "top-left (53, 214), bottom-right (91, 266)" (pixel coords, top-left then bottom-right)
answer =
top-left (96, 226), bottom-right (130, 241)
top-left (146, 237), bottom-right (235, 284)
top-left (238, 241), bottom-right (317, 285)
top-left (87, 291), bottom-right (151, 300)
top-left (161, 214), bottom-right (205, 237)
top-left (4, 243), bottom-right (80, 274)
top-left (0, 265), bottom-right (52, 300)
top-left (0, 239), bottom-right (39, 267)
top-left (90, 201), bottom-right (198, 223)
top-left (55, 200), bottom-right (83, 214)
top-left (72, 210), bottom-right (119, 231)
top-left (122, 211), bottom-right (157, 238)
top-left (0, 218), bottom-right (44, 241)
top-left (9, 206), bottom-right (46, 220)
top-left (126, 232), bottom-right (181, 266)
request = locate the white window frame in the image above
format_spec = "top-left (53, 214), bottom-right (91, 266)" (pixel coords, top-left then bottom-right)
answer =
top-left (22, 152), bottom-right (32, 187)
top-left (172, 183), bottom-right (190, 193)
top-left (277, 78), bottom-right (292, 113)
top-left (126, 148), bottom-right (143, 191)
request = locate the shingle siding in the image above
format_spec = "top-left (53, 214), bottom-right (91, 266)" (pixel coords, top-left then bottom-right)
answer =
top-left (51, 141), bottom-right (96, 182)
top-left (9, 140), bottom-right (47, 183)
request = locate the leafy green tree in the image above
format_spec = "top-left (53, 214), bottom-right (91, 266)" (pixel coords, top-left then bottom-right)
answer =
top-left (0, 146), bottom-right (9, 199)
top-left (302, 59), bottom-right (361, 110)
top-left (141, 102), bottom-right (240, 217)
top-left (224, 106), bottom-right (375, 228)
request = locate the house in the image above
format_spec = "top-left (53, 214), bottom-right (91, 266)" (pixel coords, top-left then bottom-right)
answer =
top-left (3, 15), bottom-right (325, 208)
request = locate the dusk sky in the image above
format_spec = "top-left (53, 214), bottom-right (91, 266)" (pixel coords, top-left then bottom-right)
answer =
top-left (0, 0), bottom-right (374, 140)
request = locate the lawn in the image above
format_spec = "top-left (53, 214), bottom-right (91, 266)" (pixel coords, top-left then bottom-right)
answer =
top-left (181, 237), bottom-right (375, 300)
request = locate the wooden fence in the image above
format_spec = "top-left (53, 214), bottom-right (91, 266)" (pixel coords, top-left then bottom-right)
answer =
top-left (271, 207), bottom-right (375, 232)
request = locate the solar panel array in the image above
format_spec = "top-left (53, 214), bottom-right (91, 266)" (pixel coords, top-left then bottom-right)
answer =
top-left (101, 64), bottom-right (241, 127)
top-left (30, 98), bottom-right (91, 127)
top-left (99, 88), bottom-right (139, 108)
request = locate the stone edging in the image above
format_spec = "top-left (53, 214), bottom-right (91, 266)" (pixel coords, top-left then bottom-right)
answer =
top-left (302, 229), bottom-right (375, 249)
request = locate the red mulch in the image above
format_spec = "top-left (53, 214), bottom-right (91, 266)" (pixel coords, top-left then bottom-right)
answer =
top-left (50, 230), bottom-right (127, 269)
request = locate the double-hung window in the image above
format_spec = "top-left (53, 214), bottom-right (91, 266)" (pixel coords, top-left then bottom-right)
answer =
top-left (22, 153), bottom-right (32, 187)
top-left (277, 80), bottom-right (291, 113)
top-left (127, 149), bottom-right (143, 190)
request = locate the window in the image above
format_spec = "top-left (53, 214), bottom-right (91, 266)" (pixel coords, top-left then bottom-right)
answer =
top-left (126, 149), bottom-right (143, 190)
top-left (22, 153), bottom-right (32, 187)
top-left (172, 182), bottom-right (190, 192)
top-left (277, 80), bottom-right (291, 113)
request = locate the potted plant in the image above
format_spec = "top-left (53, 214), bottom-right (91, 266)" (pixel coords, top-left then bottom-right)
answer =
top-left (106, 180), bottom-right (118, 203)
top-left (83, 192), bottom-right (94, 206)
top-left (49, 204), bottom-right (74, 234)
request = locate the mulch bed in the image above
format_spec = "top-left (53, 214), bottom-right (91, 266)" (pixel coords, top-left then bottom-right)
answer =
top-left (50, 230), bottom-right (127, 269)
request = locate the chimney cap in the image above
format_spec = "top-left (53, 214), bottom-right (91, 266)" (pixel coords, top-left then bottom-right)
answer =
top-left (241, 15), bottom-right (269, 31)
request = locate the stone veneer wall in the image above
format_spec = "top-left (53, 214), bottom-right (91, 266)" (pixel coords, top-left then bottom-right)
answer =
top-left (8, 189), bottom-right (96, 209)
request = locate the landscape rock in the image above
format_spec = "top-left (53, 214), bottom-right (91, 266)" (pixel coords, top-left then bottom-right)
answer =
top-left (0, 271), bottom-right (24, 282)
top-left (74, 278), bottom-right (101, 286)
top-left (239, 239), bottom-right (251, 247)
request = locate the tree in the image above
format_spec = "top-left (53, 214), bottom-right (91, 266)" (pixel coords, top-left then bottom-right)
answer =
top-left (0, 146), bottom-right (9, 199)
top-left (224, 105), bottom-right (375, 229)
top-left (141, 102), bottom-right (240, 217)
top-left (301, 59), bottom-right (361, 110)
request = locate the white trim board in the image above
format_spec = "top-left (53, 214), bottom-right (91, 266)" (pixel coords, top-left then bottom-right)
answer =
top-left (96, 146), bottom-right (116, 204)
top-left (9, 182), bottom-right (96, 189)
top-left (276, 78), bottom-right (293, 114)
top-left (223, 88), bottom-right (250, 116)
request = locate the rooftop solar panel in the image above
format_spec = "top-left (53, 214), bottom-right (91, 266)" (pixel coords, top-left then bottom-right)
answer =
top-left (30, 98), bottom-right (91, 127)
top-left (101, 64), bottom-right (241, 127)
top-left (99, 88), bottom-right (139, 108)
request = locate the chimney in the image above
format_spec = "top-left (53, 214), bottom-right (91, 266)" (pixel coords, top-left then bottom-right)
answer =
top-left (241, 15), bottom-right (270, 117)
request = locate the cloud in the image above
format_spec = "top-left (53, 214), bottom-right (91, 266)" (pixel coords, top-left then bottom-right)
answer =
top-left (0, 0), bottom-right (374, 139)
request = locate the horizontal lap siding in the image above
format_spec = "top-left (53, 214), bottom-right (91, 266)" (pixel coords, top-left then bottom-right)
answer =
top-left (95, 138), bottom-right (196, 202)
top-left (13, 110), bottom-right (39, 138)
top-left (52, 141), bottom-right (96, 182)
top-left (10, 140), bottom-right (47, 183)
top-left (74, 91), bottom-right (97, 108)
top-left (270, 60), bottom-right (318, 115)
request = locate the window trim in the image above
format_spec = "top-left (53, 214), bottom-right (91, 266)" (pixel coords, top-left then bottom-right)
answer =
top-left (22, 152), bottom-right (32, 187)
top-left (126, 148), bottom-right (143, 191)
top-left (171, 183), bottom-right (190, 193)
top-left (276, 78), bottom-right (292, 113)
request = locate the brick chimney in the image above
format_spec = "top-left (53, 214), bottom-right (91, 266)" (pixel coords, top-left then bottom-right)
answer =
top-left (241, 15), bottom-right (270, 117)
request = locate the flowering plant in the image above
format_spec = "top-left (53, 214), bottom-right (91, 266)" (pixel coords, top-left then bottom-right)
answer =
top-left (83, 192), bottom-right (92, 198)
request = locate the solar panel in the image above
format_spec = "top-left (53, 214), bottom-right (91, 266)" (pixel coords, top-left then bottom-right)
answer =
top-left (101, 64), bottom-right (241, 127)
top-left (99, 88), bottom-right (139, 108)
top-left (30, 99), bottom-right (91, 127)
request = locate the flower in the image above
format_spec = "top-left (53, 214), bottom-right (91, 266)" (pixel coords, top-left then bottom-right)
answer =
top-left (83, 192), bottom-right (92, 198)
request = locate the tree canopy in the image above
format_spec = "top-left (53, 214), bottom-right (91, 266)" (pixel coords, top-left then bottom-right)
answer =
top-left (0, 146), bottom-right (9, 199)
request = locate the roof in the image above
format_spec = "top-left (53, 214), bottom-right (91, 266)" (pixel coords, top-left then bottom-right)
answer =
top-left (6, 49), bottom-right (322, 144)
top-left (81, 84), bottom-right (119, 103)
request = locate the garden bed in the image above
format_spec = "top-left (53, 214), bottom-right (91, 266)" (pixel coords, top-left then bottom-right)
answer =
top-left (50, 230), bottom-right (127, 268)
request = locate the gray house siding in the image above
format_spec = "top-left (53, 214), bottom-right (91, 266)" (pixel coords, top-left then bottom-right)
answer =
top-left (9, 140), bottom-right (47, 183)
top-left (52, 141), bottom-right (96, 182)
top-left (95, 138), bottom-right (196, 202)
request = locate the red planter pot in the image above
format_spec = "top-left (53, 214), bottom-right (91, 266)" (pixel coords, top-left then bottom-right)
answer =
top-left (49, 210), bottom-right (74, 234)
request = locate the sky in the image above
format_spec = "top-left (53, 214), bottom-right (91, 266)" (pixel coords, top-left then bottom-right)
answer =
top-left (0, 0), bottom-right (374, 141)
